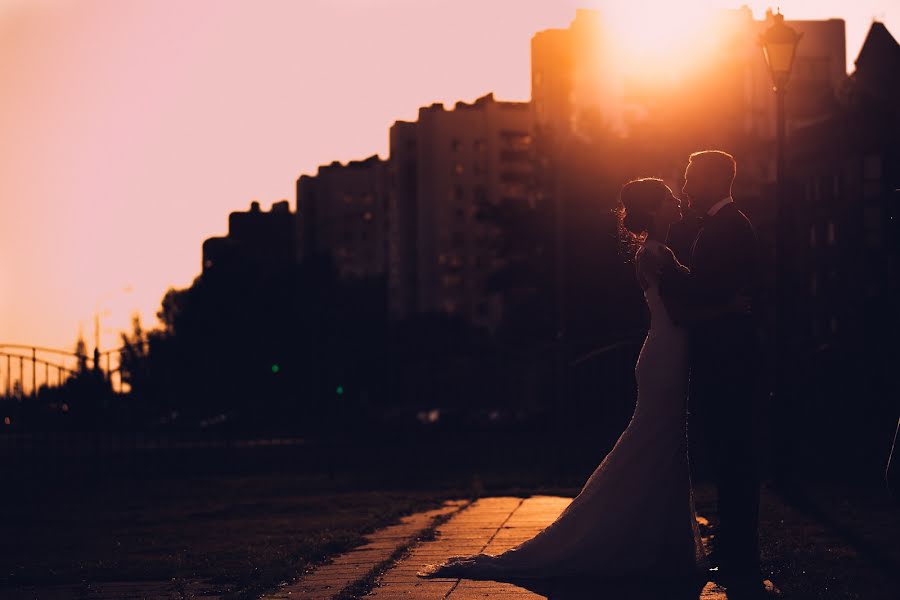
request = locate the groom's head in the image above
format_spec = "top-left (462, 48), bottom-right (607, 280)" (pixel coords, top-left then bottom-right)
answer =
top-left (682, 150), bottom-right (736, 213)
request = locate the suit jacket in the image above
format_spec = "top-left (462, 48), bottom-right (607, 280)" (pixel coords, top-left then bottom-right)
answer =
top-left (662, 202), bottom-right (760, 356)
top-left (665, 208), bottom-right (702, 266)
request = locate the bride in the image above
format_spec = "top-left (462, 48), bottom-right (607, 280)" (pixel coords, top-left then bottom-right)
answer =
top-left (418, 178), bottom-right (711, 581)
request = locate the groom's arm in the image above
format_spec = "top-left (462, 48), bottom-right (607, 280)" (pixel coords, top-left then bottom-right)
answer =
top-left (693, 217), bottom-right (759, 308)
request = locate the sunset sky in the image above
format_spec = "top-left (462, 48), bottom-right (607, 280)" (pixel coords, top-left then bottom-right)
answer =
top-left (1, 0), bottom-right (897, 360)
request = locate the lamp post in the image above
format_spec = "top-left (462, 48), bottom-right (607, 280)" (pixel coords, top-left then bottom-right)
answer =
top-left (759, 11), bottom-right (802, 203)
top-left (759, 11), bottom-right (802, 480)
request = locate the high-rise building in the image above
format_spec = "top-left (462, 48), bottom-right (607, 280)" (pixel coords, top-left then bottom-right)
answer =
top-left (531, 9), bottom-right (624, 140)
top-left (388, 93), bottom-right (534, 328)
top-left (788, 21), bottom-right (900, 353)
top-left (296, 155), bottom-right (389, 280)
top-left (202, 200), bottom-right (295, 274)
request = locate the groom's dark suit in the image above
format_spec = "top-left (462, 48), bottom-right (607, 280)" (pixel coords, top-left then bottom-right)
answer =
top-left (663, 201), bottom-right (762, 574)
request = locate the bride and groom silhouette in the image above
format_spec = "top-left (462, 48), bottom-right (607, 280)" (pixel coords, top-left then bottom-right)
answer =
top-left (419, 150), bottom-right (767, 595)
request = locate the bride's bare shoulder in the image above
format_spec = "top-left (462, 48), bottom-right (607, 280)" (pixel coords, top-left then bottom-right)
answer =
top-left (634, 245), bottom-right (661, 289)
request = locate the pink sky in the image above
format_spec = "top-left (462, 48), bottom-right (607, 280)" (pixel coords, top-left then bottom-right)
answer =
top-left (1, 0), bottom-right (897, 357)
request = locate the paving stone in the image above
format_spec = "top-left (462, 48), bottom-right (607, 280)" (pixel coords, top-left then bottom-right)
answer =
top-left (261, 499), bottom-right (466, 600)
top-left (363, 495), bottom-right (738, 600)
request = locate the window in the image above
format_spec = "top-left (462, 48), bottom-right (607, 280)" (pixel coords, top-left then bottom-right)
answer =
top-left (500, 130), bottom-right (532, 150)
top-left (810, 225), bottom-right (817, 248)
top-left (501, 150), bottom-right (530, 162)
top-left (451, 138), bottom-right (462, 152)
top-left (864, 206), bottom-right (883, 247)
top-left (500, 170), bottom-right (530, 183)
top-left (453, 162), bottom-right (464, 176)
top-left (362, 211), bottom-right (374, 222)
top-left (474, 139), bottom-right (487, 152)
top-left (474, 185), bottom-right (487, 205)
top-left (454, 185), bottom-right (465, 201)
top-left (863, 155), bottom-right (882, 180)
top-left (441, 274), bottom-right (462, 288)
top-left (819, 175), bottom-right (833, 203)
top-left (827, 220), bottom-right (836, 245)
top-left (502, 182), bottom-right (528, 199)
top-left (343, 194), bottom-right (353, 205)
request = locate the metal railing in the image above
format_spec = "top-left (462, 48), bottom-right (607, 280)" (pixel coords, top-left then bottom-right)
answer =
top-left (0, 343), bottom-right (137, 398)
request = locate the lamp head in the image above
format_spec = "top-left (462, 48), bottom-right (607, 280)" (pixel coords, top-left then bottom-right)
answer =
top-left (759, 11), bottom-right (803, 91)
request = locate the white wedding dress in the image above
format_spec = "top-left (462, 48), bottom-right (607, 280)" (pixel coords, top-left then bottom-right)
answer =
top-left (418, 239), bottom-right (707, 580)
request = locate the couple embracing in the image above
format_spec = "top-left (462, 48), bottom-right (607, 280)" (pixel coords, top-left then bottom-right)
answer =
top-left (420, 150), bottom-right (767, 594)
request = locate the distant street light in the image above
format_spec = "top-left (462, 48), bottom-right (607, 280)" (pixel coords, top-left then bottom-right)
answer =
top-left (759, 11), bottom-right (802, 480)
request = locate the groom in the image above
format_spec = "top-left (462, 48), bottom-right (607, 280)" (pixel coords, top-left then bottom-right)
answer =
top-left (662, 150), bottom-right (763, 588)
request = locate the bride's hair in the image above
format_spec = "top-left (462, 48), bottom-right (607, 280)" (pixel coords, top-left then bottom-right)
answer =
top-left (615, 178), bottom-right (668, 242)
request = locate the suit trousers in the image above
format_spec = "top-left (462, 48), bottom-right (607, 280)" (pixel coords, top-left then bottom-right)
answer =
top-left (689, 321), bottom-right (762, 573)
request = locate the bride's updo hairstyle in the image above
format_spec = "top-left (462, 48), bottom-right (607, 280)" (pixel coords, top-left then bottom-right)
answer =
top-left (616, 178), bottom-right (668, 244)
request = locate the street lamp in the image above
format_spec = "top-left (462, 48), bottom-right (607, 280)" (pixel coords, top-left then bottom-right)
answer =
top-left (759, 11), bottom-right (803, 192)
top-left (759, 11), bottom-right (801, 482)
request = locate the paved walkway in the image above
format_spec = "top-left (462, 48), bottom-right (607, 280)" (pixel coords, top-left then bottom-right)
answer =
top-left (364, 496), bottom-right (729, 599)
top-left (262, 500), bottom-right (469, 599)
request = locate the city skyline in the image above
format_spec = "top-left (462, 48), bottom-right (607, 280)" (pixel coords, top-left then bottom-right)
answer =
top-left (2, 0), bottom-right (897, 353)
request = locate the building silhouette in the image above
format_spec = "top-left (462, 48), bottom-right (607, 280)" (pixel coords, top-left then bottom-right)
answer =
top-left (387, 93), bottom-right (534, 328)
top-left (202, 200), bottom-right (295, 274)
top-left (774, 21), bottom-right (900, 470)
top-left (788, 21), bottom-right (900, 351)
top-left (296, 155), bottom-right (389, 280)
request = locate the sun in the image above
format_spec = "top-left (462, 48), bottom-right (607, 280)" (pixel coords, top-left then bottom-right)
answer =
top-left (591, 2), bottom-right (727, 82)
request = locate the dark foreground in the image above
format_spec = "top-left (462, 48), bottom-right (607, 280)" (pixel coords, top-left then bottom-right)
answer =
top-left (2, 431), bottom-right (898, 599)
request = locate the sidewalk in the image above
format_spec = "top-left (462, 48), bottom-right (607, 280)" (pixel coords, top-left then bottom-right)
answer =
top-left (262, 500), bottom-right (468, 599)
top-left (364, 496), bottom-right (728, 599)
